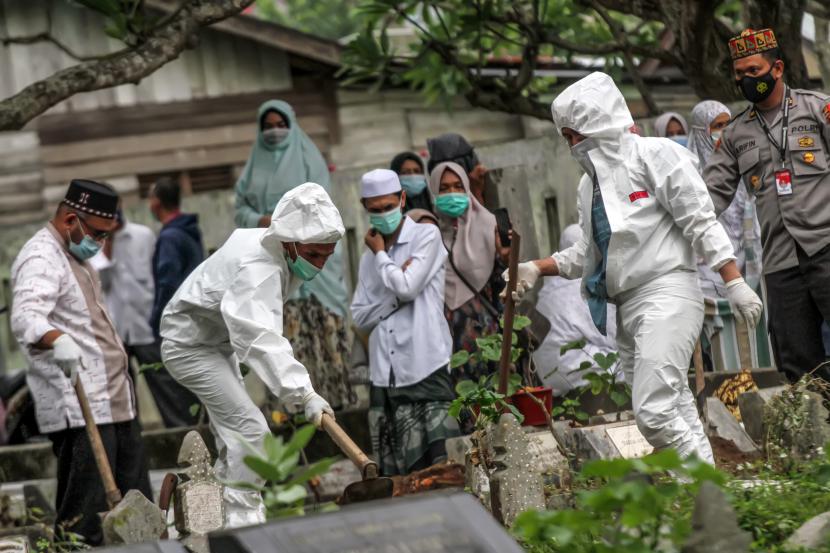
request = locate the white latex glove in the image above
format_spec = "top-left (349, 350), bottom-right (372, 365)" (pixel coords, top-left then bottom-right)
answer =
top-left (725, 277), bottom-right (763, 328)
top-left (501, 261), bottom-right (542, 301)
top-left (302, 391), bottom-right (334, 429)
top-left (53, 334), bottom-right (82, 384)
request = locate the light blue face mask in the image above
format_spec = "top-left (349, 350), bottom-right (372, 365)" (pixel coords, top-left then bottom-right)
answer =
top-left (669, 135), bottom-right (689, 147)
top-left (67, 220), bottom-right (103, 261)
top-left (399, 175), bottom-right (428, 195)
top-left (369, 206), bottom-right (403, 236)
top-left (286, 243), bottom-right (321, 281)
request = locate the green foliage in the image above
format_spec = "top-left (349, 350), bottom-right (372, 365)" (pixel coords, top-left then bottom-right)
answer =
top-left (514, 449), bottom-right (726, 552)
top-left (730, 449), bottom-right (830, 551)
top-left (138, 361), bottom-right (164, 374)
top-left (547, 342), bottom-right (629, 423)
top-left (449, 314), bottom-right (531, 370)
top-left (256, 0), bottom-right (363, 40)
top-left (72, 0), bottom-right (157, 46)
top-left (341, 0), bottom-right (671, 112)
top-left (231, 425), bottom-right (336, 519)
top-left (449, 374), bottom-right (524, 429)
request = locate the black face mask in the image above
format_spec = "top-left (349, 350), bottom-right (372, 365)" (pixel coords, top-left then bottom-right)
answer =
top-left (738, 65), bottom-right (778, 104)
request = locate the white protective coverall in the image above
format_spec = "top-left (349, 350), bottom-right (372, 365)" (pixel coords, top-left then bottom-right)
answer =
top-left (160, 182), bottom-right (344, 527)
top-left (550, 72), bottom-right (737, 462)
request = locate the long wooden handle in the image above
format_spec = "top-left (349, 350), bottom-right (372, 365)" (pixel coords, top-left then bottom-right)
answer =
top-left (74, 376), bottom-right (123, 510)
top-left (320, 413), bottom-right (377, 479)
top-left (498, 230), bottom-right (522, 395)
top-left (693, 339), bottom-right (706, 408)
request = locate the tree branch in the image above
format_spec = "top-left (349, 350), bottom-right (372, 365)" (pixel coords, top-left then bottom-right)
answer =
top-left (0, 0), bottom-right (255, 131)
top-left (1, 33), bottom-right (113, 62)
top-left (465, 88), bottom-right (550, 120)
top-left (589, 0), bottom-right (661, 116)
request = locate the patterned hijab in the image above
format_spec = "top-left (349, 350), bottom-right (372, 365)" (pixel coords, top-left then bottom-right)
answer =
top-left (687, 100), bottom-right (731, 169)
top-left (428, 162), bottom-right (497, 311)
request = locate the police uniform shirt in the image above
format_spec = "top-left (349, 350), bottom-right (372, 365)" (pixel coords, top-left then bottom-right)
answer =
top-left (704, 87), bottom-right (830, 274)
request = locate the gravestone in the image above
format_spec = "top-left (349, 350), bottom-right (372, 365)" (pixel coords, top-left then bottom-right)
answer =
top-left (96, 540), bottom-right (189, 553)
top-left (444, 435), bottom-right (473, 465)
top-left (784, 511), bottom-right (830, 550)
top-left (524, 429), bottom-right (571, 509)
top-left (102, 490), bottom-right (167, 546)
top-left (737, 386), bottom-right (786, 444)
top-left (486, 414), bottom-right (546, 526)
top-left (704, 398), bottom-right (759, 454)
top-left (209, 492), bottom-right (525, 553)
top-left (681, 481), bottom-right (751, 553)
top-left (173, 431), bottom-right (225, 553)
top-left (555, 418), bottom-right (653, 468)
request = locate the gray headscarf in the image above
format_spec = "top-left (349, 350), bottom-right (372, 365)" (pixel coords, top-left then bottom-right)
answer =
top-left (653, 112), bottom-right (689, 137)
top-left (687, 100), bottom-right (731, 169)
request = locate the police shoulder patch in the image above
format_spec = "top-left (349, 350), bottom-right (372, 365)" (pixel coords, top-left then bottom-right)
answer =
top-left (824, 102), bottom-right (830, 124)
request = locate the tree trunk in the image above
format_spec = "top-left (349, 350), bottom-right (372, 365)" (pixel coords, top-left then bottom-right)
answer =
top-left (660, 0), bottom-right (739, 101)
top-left (746, 0), bottom-right (811, 88)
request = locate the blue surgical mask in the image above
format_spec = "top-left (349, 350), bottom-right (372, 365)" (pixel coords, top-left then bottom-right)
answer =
top-left (399, 175), bottom-right (428, 195)
top-left (286, 243), bottom-right (320, 281)
top-left (67, 220), bottom-right (102, 261)
top-left (369, 207), bottom-right (403, 235)
top-left (669, 135), bottom-right (689, 147)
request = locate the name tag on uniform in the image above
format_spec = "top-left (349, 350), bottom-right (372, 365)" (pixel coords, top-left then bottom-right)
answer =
top-left (775, 169), bottom-right (792, 196)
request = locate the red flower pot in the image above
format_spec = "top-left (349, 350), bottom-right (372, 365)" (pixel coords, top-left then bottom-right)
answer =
top-left (508, 387), bottom-right (553, 427)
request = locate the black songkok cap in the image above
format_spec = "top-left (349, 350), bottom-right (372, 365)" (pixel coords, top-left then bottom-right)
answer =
top-left (62, 179), bottom-right (119, 219)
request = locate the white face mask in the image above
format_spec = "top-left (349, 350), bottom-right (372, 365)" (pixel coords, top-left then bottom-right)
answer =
top-left (262, 127), bottom-right (290, 146)
top-left (710, 130), bottom-right (722, 143)
top-left (570, 138), bottom-right (599, 178)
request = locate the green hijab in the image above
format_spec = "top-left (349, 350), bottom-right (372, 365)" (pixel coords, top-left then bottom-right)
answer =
top-left (234, 100), bottom-right (348, 318)
top-left (235, 99), bottom-right (331, 228)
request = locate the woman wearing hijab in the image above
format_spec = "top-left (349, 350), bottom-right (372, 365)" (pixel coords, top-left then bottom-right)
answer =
top-left (427, 133), bottom-right (488, 206)
top-left (390, 151), bottom-right (432, 213)
top-left (429, 162), bottom-right (509, 388)
top-left (653, 112), bottom-right (690, 146)
top-left (687, 100), bottom-right (764, 370)
top-left (234, 100), bottom-right (353, 410)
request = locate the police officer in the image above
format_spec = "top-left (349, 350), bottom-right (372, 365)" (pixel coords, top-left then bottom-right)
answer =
top-left (705, 28), bottom-right (830, 382)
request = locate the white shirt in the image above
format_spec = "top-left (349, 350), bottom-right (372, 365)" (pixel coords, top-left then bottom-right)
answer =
top-left (351, 217), bottom-right (452, 388)
top-left (90, 221), bottom-right (156, 346)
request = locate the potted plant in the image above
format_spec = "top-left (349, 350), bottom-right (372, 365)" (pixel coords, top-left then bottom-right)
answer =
top-left (449, 314), bottom-right (554, 427)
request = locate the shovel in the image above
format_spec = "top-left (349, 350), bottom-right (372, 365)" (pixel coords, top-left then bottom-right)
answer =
top-left (320, 413), bottom-right (393, 504)
top-left (73, 366), bottom-right (166, 543)
top-left (72, 374), bottom-right (123, 510)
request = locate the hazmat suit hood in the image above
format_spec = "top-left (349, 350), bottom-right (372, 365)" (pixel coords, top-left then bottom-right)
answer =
top-left (260, 182), bottom-right (345, 254)
top-left (551, 72), bottom-right (634, 143)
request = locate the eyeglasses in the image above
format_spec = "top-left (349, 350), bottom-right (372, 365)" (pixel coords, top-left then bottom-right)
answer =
top-left (75, 213), bottom-right (111, 241)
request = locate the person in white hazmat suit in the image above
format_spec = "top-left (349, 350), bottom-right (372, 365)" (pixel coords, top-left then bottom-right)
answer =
top-left (508, 72), bottom-right (763, 462)
top-left (160, 182), bottom-right (342, 527)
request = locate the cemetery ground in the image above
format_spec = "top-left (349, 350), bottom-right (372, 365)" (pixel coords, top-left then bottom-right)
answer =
top-left (2, 368), bottom-right (830, 552)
